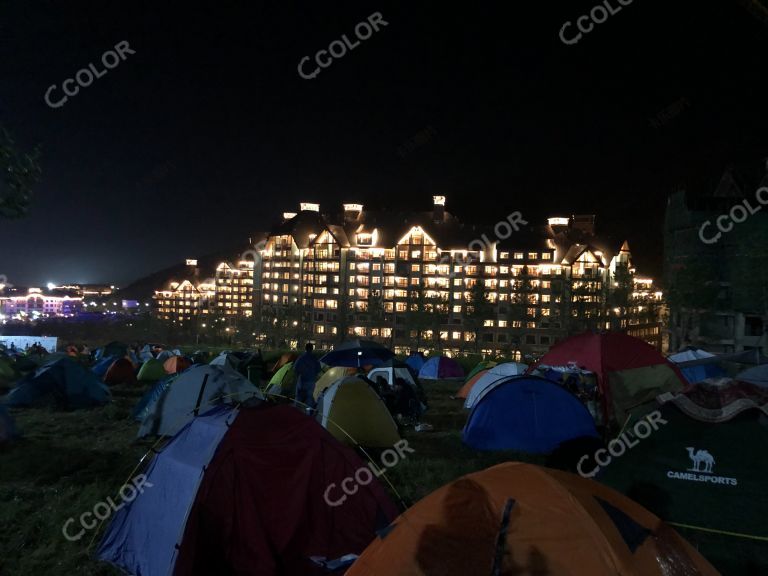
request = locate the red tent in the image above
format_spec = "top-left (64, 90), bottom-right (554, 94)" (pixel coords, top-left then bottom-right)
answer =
top-left (104, 357), bottom-right (137, 386)
top-left (173, 405), bottom-right (399, 575)
top-left (533, 332), bottom-right (685, 423)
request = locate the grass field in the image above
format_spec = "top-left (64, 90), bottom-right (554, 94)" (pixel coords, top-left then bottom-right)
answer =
top-left (0, 377), bottom-right (761, 575)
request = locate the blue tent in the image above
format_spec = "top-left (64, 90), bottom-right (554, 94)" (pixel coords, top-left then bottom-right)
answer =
top-left (132, 375), bottom-right (176, 422)
top-left (4, 357), bottom-right (111, 409)
top-left (92, 355), bottom-right (118, 378)
top-left (668, 349), bottom-right (727, 384)
top-left (418, 356), bottom-right (464, 379)
top-left (100, 405), bottom-right (236, 576)
top-left (405, 353), bottom-right (425, 373)
top-left (137, 365), bottom-right (262, 438)
top-left (463, 375), bottom-right (598, 453)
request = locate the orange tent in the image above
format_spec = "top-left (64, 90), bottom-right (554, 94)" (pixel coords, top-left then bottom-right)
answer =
top-left (271, 352), bottom-right (298, 373)
top-left (455, 369), bottom-right (489, 399)
top-left (104, 357), bottom-right (137, 386)
top-left (346, 463), bottom-right (719, 576)
top-left (163, 356), bottom-right (191, 375)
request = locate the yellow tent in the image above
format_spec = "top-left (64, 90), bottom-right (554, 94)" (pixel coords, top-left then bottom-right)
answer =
top-left (313, 366), bottom-right (356, 400)
top-left (316, 376), bottom-right (400, 448)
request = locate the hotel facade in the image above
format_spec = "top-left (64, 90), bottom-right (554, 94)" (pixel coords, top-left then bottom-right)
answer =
top-left (155, 197), bottom-right (663, 358)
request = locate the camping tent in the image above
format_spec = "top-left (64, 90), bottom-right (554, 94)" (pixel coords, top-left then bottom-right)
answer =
top-left (156, 349), bottom-right (174, 362)
top-left (99, 404), bottom-right (398, 576)
top-left (345, 462), bottom-right (717, 576)
top-left (92, 355), bottom-right (118, 378)
top-left (368, 359), bottom-right (417, 388)
top-left (133, 376), bottom-right (176, 422)
top-left (418, 356), bottom-right (464, 380)
top-left (404, 353), bottom-right (425, 373)
top-left (736, 363), bottom-right (768, 387)
top-left (457, 361), bottom-right (528, 406)
top-left (0, 405), bottom-right (17, 445)
top-left (464, 360), bottom-right (496, 381)
top-left (600, 380), bottom-right (768, 574)
top-left (96, 341), bottom-right (128, 361)
top-left (264, 362), bottom-right (296, 397)
top-left (463, 375), bottom-right (599, 453)
top-left (271, 352), bottom-right (297, 373)
top-left (668, 348), bottom-right (727, 384)
top-left (137, 358), bottom-right (166, 382)
top-left (316, 376), bottom-right (401, 448)
top-left (532, 332), bottom-right (685, 422)
top-left (163, 355), bottom-right (192, 375)
top-left (138, 344), bottom-right (154, 362)
top-left (4, 357), bottom-right (110, 409)
top-left (313, 366), bottom-right (356, 400)
top-left (137, 365), bottom-right (262, 438)
top-left (104, 358), bottom-right (137, 386)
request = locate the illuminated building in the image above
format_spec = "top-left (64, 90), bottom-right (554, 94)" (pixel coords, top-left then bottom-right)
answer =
top-left (256, 197), bottom-right (663, 356)
top-left (0, 287), bottom-right (83, 319)
top-left (153, 197), bottom-right (663, 355)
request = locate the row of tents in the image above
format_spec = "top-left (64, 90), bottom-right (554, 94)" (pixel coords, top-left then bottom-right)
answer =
top-left (97, 400), bottom-right (720, 575)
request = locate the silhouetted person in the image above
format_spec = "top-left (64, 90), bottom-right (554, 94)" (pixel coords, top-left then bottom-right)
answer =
top-left (293, 343), bottom-right (321, 411)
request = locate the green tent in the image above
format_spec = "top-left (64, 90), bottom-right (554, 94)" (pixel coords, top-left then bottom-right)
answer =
top-left (137, 358), bottom-right (166, 382)
top-left (264, 362), bottom-right (296, 398)
top-left (599, 382), bottom-right (768, 574)
top-left (465, 360), bottom-right (496, 382)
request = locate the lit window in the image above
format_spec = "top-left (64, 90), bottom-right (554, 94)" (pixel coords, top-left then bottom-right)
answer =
top-left (514, 252), bottom-right (524, 260)
top-left (542, 252), bottom-right (551, 260)
top-left (528, 252), bottom-right (537, 259)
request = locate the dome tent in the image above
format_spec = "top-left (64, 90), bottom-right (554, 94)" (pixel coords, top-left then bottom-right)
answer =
top-left (316, 376), bottom-right (401, 448)
top-left (99, 404), bottom-right (398, 576)
top-left (137, 365), bottom-right (262, 438)
top-left (600, 380), bottom-right (768, 574)
top-left (458, 361), bottom-right (528, 407)
top-left (104, 358), bottom-right (137, 386)
top-left (313, 366), bottom-right (356, 400)
top-left (532, 331), bottom-right (685, 423)
top-left (463, 375), bottom-right (599, 453)
top-left (4, 357), bottom-right (110, 409)
top-left (418, 356), bottom-right (464, 380)
top-left (137, 358), bottom-right (166, 382)
top-left (345, 462), bottom-right (717, 576)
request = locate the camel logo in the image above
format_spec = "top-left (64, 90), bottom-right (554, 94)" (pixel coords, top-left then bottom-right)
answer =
top-left (666, 447), bottom-right (737, 486)
top-left (686, 447), bottom-right (715, 474)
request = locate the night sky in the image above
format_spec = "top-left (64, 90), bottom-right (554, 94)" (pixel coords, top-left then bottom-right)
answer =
top-left (2, 0), bottom-right (767, 286)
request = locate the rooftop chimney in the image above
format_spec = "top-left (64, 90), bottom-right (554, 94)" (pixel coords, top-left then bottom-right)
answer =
top-left (343, 203), bottom-right (363, 222)
top-left (432, 195), bottom-right (446, 223)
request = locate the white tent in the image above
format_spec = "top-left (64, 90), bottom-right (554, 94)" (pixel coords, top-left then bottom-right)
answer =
top-left (464, 362), bottom-right (527, 409)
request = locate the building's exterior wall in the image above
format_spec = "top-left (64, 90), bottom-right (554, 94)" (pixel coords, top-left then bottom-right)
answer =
top-left (154, 199), bottom-right (664, 355)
